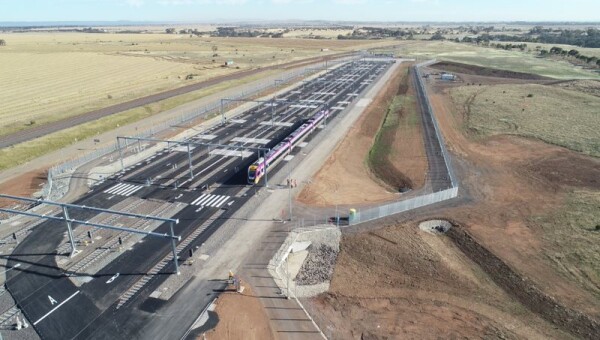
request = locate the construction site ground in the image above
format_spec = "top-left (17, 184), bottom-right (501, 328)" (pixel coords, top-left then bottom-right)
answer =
top-left (298, 63), bottom-right (600, 339)
top-left (0, 54), bottom-right (341, 200)
top-left (297, 62), bottom-right (428, 208)
top-left (204, 286), bottom-right (275, 340)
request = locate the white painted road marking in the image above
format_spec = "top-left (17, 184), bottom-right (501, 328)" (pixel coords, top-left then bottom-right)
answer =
top-left (231, 137), bottom-right (270, 145)
top-left (106, 273), bottom-right (120, 284)
top-left (194, 134), bottom-right (218, 141)
top-left (209, 149), bottom-right (253, 158)
top-left (230, 119), bottom-right (246, 124)
top-left (48, 295), bottom-right (57, 306)
top-left (190, 194), bottom-right (230, 208)
top-left (259, 121), bottom-right (293, 127)
top-left (34, 291), bottom-right (80, 325)
top-left (1, 263), bottom-right (20, 274)
top-left (103, 183), bottom-right (143, 197)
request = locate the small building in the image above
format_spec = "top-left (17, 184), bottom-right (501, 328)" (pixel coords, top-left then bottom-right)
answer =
top-left (440, 73), bottom-right (456, 81)
top-left (224, 60), bottom-right (234, 66)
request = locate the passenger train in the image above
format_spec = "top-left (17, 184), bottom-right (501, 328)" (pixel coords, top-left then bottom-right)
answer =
top-left (248, 109), bottom-right (330, 184)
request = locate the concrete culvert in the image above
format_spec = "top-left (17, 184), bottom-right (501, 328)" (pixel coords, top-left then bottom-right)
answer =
top-left (418, 219), bottom-right (452, 234)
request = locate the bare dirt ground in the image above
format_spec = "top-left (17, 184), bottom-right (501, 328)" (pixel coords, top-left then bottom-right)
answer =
top-left (430, 61), bottom-right (550, 80)
top-left (368, 65), bottom-right (428, 192)
top-left (203, 286), bottom-right (275, 340)
top-left (0, 170), bottom-right (47, 198)
top-left (297, 62), bottom-right (427, 207)
top-left (303, 63), bottom-right (600, 339)
top-left (306, 224), bottom-right (571, 339)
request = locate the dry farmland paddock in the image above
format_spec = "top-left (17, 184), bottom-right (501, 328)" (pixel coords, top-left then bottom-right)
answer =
top-left (394, 40), bottom-right (600, 80)
top-left (0, 33), bottom-right (395, 138)
top-left (450, 83), bottom-right (600, 157)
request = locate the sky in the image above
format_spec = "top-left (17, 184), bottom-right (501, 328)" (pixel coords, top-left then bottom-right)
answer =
top-left (1, 0), bottom-right (599, 23)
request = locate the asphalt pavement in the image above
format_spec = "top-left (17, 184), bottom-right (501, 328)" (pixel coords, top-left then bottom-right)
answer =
top-left (5, 59), bottom-right (391, 339)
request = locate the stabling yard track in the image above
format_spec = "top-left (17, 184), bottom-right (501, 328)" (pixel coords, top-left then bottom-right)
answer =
top-left (3, 59), bottom-right (391, 340)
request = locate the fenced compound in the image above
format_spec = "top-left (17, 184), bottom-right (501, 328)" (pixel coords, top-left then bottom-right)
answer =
top-left (348, 187), bottom-right (458, 225)
top-left (41, 55), bottom-right (360, 200)
top-left (348, 59), bottom-right (459, 225)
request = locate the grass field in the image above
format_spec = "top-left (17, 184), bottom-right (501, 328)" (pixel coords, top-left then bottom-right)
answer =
top-left (450, 83), bottom-right (600, 157)
top-left (0, 33), bottom-right (394, 138)
top-left (532, 190), bottom-right (600, 300)
top-left (0, 69), bottom-right (279, 171)
top-left (367, 65), bottom-right (427, 190)
top-left (392, 41), bottom-right (600, 80)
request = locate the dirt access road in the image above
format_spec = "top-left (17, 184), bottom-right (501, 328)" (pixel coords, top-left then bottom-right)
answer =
top-left (301, 62), bottom-right (600, 338)
top-left (0, 52), bottom-right (354, 149)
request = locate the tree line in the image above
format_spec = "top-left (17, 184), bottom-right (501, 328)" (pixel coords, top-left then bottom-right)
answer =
top-left (457, 28), bottom-right (600, 48)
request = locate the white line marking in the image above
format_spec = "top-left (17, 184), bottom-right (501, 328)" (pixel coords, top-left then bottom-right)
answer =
top-left (1, 263), bottom-right (21, 275)
top-left (103, 183), bottom-right (125, 194)
top-left (195, 194), bottom-right (214, 206)
top-left (259, 121), bottom-right (293, 127)
top-left (108, 184), bottom-right (130, 195)
top-left (213, 196), bottom-right (229, 207)
top-left (194, 159), bottom-right (221, 176)
top-left (231, 137), bottom-right (270, 145)
top-left (191, 194), bottom-right (208, 205)
top-left (34, 291), bottom-right (80, 326)
top-left (106, 273), bottom-right (120, 284)
top-left (112, 184), bottom-right (134, 196)
top-left (195, 134), bottom-right (218, 140)
top-left (209, 149), bottom-right (253, 158)
top-left (119, 186), bottom-right (138, 197)
top-left (203, 196), bottom-right (221, 207)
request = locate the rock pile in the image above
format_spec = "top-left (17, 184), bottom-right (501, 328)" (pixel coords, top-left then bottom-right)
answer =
top-left (295, 244), bottom-right (338, 285)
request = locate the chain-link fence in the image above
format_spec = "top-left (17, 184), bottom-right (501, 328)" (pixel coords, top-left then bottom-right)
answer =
top-left (348, 59), bottom-right (459, 225)
top-left (41, 55), bottom-right (360, 199)
top-left (348, 187), bottom-right (458, 225)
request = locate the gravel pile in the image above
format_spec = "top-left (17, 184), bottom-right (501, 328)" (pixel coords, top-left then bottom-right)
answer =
top-left (295, 243), bottom-right (338, 285)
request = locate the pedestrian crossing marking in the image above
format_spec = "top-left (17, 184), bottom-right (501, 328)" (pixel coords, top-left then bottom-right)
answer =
top-left (103, 183), bottom-right (143, 197)
top-left (190, 194), bottom-right (230, 208)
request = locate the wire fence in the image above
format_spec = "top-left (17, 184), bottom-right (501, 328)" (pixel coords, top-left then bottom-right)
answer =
top-left (348, 59), bottom-right (459, 225)
top-left (41, 55), bottom-right (359, 199)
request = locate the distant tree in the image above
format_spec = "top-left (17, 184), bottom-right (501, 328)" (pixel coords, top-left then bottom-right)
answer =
top-left (550, 46), bottom-right (563, 54)
top-left (539, 49), bottom-right (549, 56)
top-left (165, 28), bottom-right (176, 34)
top-left (430, 32), bottom-right (445, 40)
top-left (0, 39), bottom-right (5, 46)
top-left (568, 49), bottom-right (579, 57)
top-left (597, 59), bottom-right (600, 67)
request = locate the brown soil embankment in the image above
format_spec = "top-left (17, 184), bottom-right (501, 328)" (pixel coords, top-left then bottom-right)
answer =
top-left (368, 65), bottom-right (427, 192)
top-left (448, 224), bottom-right (600, 339)
top-left (431, 61), bottom-right (550, 80)
top-left (298, 61), bottom-right (427, 206)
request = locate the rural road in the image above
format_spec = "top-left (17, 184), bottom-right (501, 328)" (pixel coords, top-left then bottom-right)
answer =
top-left (4, 60), bottom-right (387, 339)
top-left (0, 52), bottom-right (355, 149)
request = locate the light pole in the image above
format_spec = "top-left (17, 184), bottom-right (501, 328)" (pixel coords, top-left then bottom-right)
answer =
top-left (286, 252), bottom-right (291, 299)
top-left (288, 164), bottom-right (293, 221)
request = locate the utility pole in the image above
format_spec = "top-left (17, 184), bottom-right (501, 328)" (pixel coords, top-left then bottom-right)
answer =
top-left (288, 165), bottom-right (293, 221)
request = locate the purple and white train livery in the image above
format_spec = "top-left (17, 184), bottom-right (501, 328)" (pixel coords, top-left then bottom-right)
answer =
top-left (248, 109), bottom-right (330, 184)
